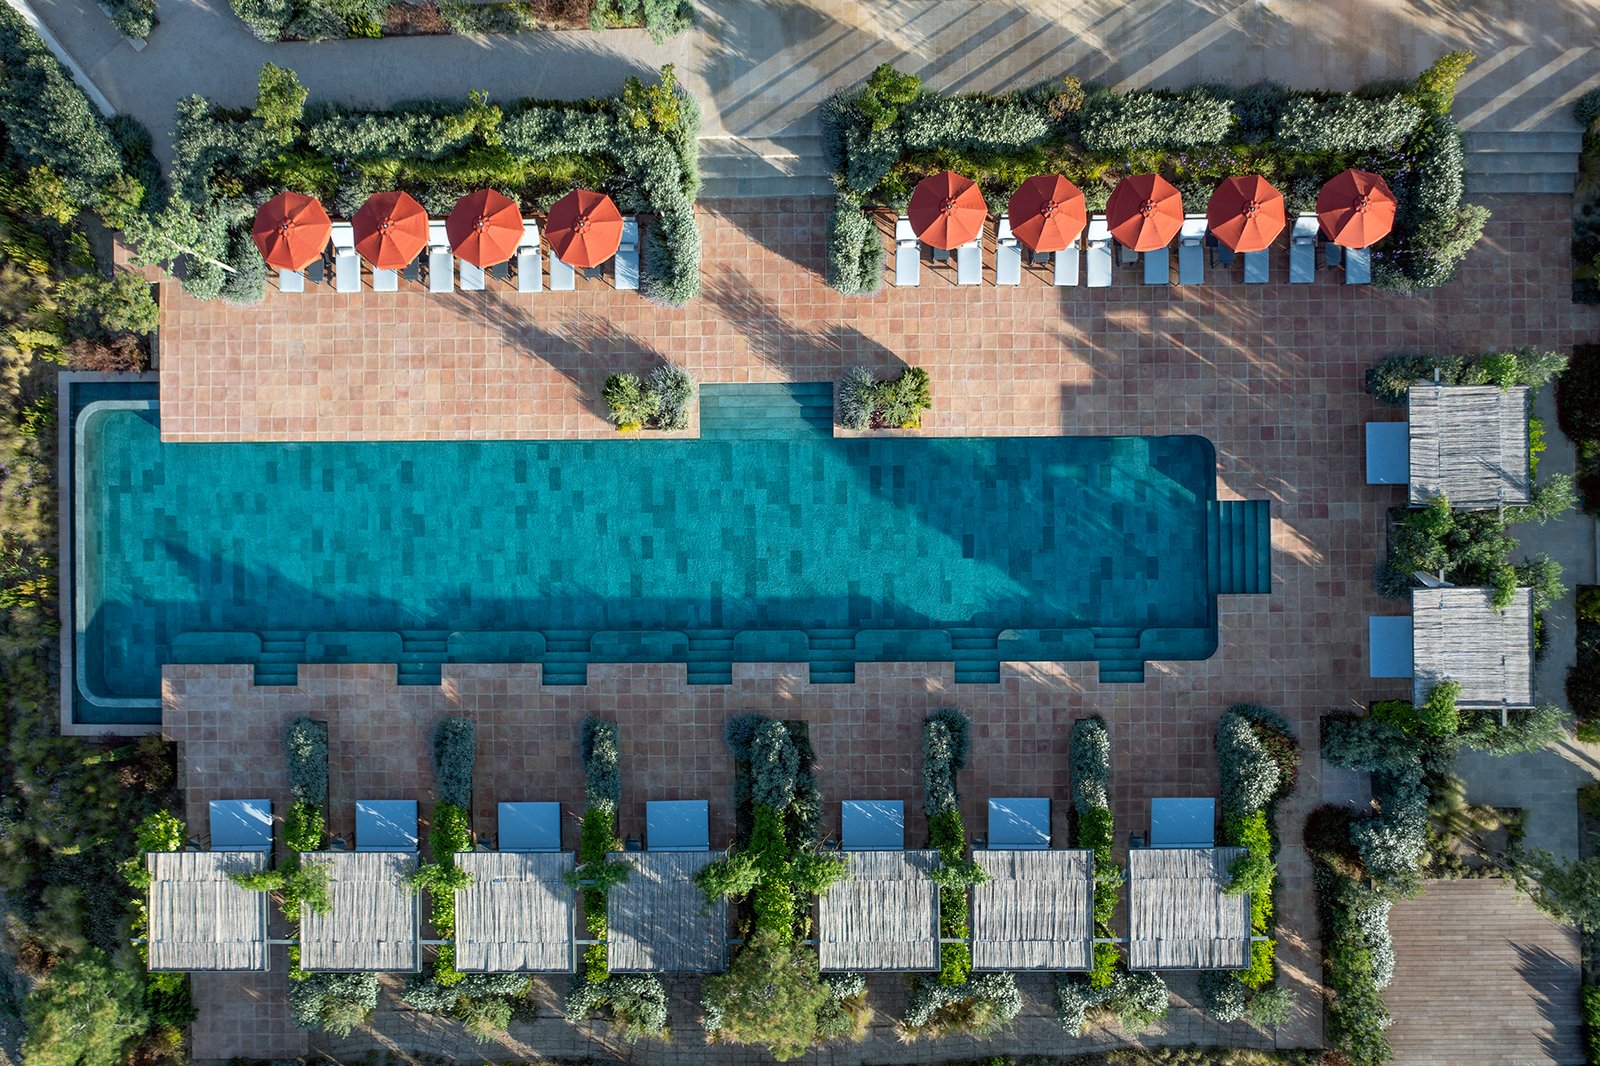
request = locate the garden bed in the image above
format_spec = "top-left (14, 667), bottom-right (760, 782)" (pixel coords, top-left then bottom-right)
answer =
top-left (229, 0), bottom-right (691, 43)
top-left (822, 55), bottom-right (1485, 296)
top-left (1573, 90), bottom-right (1599, 305)
top-left (1566, 586), bottom-right (1600, 741)
top-left (134, 63), bottom-right (701, 306)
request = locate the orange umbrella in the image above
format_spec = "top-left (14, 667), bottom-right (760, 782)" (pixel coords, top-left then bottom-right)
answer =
top-left (446, 189), bottom-right (524, 268)
top-left (908, 171), bottom-right (986, 250)
top-left (1006, 175), bottom-right (1087, 253)
top-left (546, 189), bottom-right (624, 269)
top-left (252, 191), bottom-right (332, 272)
top-left (1317, 169), bottom-right (1397, 248)
top-left (1106, 174), bottom-right (1183, 252)
top-left (1206, 175), bottom-right (1287, 253)
top-left (351, 190), bottom-right (429, 270)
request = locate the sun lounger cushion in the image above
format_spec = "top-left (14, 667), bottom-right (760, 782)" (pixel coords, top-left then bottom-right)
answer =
top-left (334, 252), bottom-right (359, 293)
top-left (1243, 250), bottom-right (1268, 284)
top-left (995, 216), bottom-right (1020, 286)
top-left (1289, 214), bottom-right (1318, 284)
top-left (549, 255), bottom-right (575, 291)
top-left (516, 248), bottom-right (541, 292)
top-left (371, 268), bottom-right (398, 292)
top-left (615, 217), bottom-right (639, 291)
top-left (1177, 216), bottom-right (1206, 285)
top-left (1143, 249), bottom-right (1168, 285)
top-left (1086, 218), bottom-right (1112, 288)
top-left (279, 270), bottom-right (304, 294)
top-left (957, 241), bottom-right (981, 285)
top-left (1345, 246), bottom-right (1371, 285)
top-left (428, 250), bottom-right (453, 293)
top-left (459, 261), bottom-right (485, 291)
top-left (1054, 239), bottom-right (1079, 286)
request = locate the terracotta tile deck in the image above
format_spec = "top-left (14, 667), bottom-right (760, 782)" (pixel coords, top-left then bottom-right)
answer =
top-left (158, 194), bottom-right (1600, 1061)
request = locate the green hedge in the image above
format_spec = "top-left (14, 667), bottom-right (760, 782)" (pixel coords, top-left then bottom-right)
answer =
top-left (822, 54), bottom-right (1483, 294)
top-left (150, 64), bottom-right (700, 306)
top-left (229, 0), bottom-right (691, 42)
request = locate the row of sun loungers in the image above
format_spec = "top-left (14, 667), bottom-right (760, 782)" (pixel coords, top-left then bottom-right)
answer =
top-left (282, 216), bottom-right (642, 295)
top-left (897, 211), bottom-right (1371, 288)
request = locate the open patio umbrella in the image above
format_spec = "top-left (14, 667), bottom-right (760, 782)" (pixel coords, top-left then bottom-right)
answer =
top-left (908, 171), bottom-right (986, 250)
top-left (351, 190), bottom-right (429, 270)
top-left (251, 191), bottom-right (332, 272)
top-left (446, 189), bottom-right (524, 268)
top-left (1006, 174), bottom-right (1087, 253)
top-left (1317, 168), bottom-right (1396, 248)
top-left (1206, 175), bottom-right (1286, 253)
top-left (546, 188), bottom-right (624, 269)
top-left (1106, 174), bottom-right (1183, 252)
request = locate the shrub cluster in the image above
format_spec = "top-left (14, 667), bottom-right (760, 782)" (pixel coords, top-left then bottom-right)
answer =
top-left (401, 973), bottom-right (530, 1044)
top-left (285, 716), bottom-right (329, 807)
top-left (230, 0), bottom-right (690, 41)
top-left (1568, 585), bottom-right (1600, 741)
top-left (836, 365), bottom-right (932, 430)
top-left (915, 708), bottom-right (983, 995)
top-left (823, 55), bottom-right (1486, 295)
top-left (432, 717), bottom-right (475, 809)
top-left (147, 64), bottom-right (701, 306)
top-left (1366, 347), bottom-right (1568, 405)
top-left (902, 972), bottom-right (1021, 1035)
top-left (1376, 494), bottom-right (1567, 613)
top-left (563, 973), bottom-right (668, 1040)
top-left (603, 363), bottom-right (697, 432)
top-left (287, 972), bottom-right (379, 1036)
top-left (1310, 808), bottom-right (1398, 1066)
top-left (1068, 716), bottom-right (1121, 990)
top-left (1055, 968), bottom-right (1170, 1035)
top-left (1557, 344), bottom-right (1600, 512)
top-left (103, 0), bottom-right (157, 39)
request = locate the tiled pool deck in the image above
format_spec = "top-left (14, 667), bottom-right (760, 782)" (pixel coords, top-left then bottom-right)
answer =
top-left (159, 194), bottom-right (1599, 1062)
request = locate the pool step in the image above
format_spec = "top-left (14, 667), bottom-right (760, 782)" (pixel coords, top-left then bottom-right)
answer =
top-left (809, 660), bottom-right (857, 684)
top-left (687, 632), bottom-right (735, 685)
top-left (397, 632), bottom-right (448, 685)
top-left (1208, 500), bottom-right (1272, 596)
top-left (951, 628), bottom-right (1002, 684)
top-left (1098, 660), bottom-right (1147, 684)
top-left (254, 634), bottom-right (305, 686)
top-left (541, 631), bottom-right (590, 685)
top-left (699, 382), bottom-right (835, 440)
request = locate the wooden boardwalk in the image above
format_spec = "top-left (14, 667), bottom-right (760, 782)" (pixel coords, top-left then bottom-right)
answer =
top-left (1386, 879), bottom-right (1584, 1066)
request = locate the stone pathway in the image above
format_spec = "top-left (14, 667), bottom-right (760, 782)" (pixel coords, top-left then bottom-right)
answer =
top-left (18, 0), bottom-right (1600, 195)
top-left (1385, 879), bottom-right (1585, 1066)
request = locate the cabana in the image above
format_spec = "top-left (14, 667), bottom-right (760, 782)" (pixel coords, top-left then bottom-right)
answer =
top-left (146, 851), bottom-right (270, 972)
top-left (453, 851), bottom-right (576, 972)
top-left (1127, 847), bottom-right (1251, 971)
top-left (299, 850), bottom-right (421, 972)
top-left (605, 849), bottom-right (728, 973)
top-left (970, 848), bottom-right (1094, 970)
top-left (818, 849), bottom-right (940, 972)
top-left (1411, 586), bottom-right (1535, 709)
top-left (1365, 385), bottom-right (1532, 508)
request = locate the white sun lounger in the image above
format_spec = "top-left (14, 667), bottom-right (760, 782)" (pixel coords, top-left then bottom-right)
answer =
top-left (427, 220), bottom-right (453, 293)
top-left (459, 260), bottom-right (485, 291)
top-left (1143, 248), bottom-right (1168, 285)
top-left (1053, 236), bottom-right (1079, 286)
top-left (278, 269), bottom-right (304, 293)
top-left (615, 216), bottom-right (640, 291)
top-left (1346, 246), bottom-right (1372, 285)
top-left (1086, 216), bottom-right (1112, 288)
top-left (1243, 250), bottom-right (1269, 284)
top-left (1289, 213), bottom-right (1318, 284)
top-left (995, 215), bottom-right (1021, 286)
top-left (330, 222), bottom-right (359, 293)
top-left (549, 253), bottom-right (575, 291)
top-left (372, 269), bottom-right (398, 292)
top-left (957, 237), bottom-right (981, 285)
top-left (516, 219), bottom-right (541, 293)
top-left (894, 216), bottom-right (920, 287)
top-left (1177, 215), bottom-right (1206, 285)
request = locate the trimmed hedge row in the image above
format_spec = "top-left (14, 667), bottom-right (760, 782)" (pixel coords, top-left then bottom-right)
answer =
top-left (823, 54), bottom-right (1484, 295)
top-left (229, 0), bottom-right (691, 43)
top-left (147, 64), bottom-right (700, 306)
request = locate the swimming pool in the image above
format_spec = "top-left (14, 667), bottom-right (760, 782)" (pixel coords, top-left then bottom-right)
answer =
top-left (69, 381), bottom-right (1270, 725)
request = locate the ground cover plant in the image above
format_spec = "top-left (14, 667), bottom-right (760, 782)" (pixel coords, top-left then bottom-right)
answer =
top-left (823, 53), bottom-right (1484, 295)
top-left (1199, 705), bottom-right (1297, 1029)
top-left (837, 365), bottom-right (933, 430)
top-left (561, 717), bottom-right (669, 1041)
top-left (133, 62), bottom-right (701, 306)
top-left (1055, 716), bottom-right (1170, 1036)
top-left (1557, 343), bottom-right (1600, 513)
top-left (698, 714), bottom-right (862, 1059)
top-left (228, 0), bottom-right (691, 42)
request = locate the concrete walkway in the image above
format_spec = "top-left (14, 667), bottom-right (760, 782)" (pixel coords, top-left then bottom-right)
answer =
top-left (19, 0), bottom-right (1600, 196)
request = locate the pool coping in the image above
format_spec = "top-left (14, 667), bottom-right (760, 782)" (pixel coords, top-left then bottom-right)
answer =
top-left (59, 371), bottom-right (161, 737)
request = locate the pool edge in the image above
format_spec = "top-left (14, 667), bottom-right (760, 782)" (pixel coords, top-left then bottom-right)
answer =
top-left (58, 371), bottom-right (161, 738)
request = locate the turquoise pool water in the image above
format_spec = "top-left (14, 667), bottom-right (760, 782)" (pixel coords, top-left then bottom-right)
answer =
top-left (70, 382), bottom-right (1270, 725)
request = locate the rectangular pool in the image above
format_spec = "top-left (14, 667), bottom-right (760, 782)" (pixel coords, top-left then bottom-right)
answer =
top-left (69, 382), bottom-right (1269, 725)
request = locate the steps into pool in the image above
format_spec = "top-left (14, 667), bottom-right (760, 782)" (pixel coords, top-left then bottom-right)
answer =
top-left (1207, 500), bottom-right (1272, 595)
top-left (698, 382), bottom-right (834, 440)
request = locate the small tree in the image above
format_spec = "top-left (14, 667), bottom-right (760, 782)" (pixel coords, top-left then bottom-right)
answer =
top-left (700, 929), bottom-right (832, 1061)
top-left (854, 64), bottom-right (920, 132)
top-left (1510, 850), bottom-right (1600, 932)
top-left (254, 63), bottom-right (308, 144)
top-left (22, 949), bottom-right (148, 1066)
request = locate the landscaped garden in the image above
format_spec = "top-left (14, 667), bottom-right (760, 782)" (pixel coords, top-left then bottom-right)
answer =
top-left (823, 53), bottom-right (1484, 295)
top-left (129, 62), bottom-right (702, 306)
